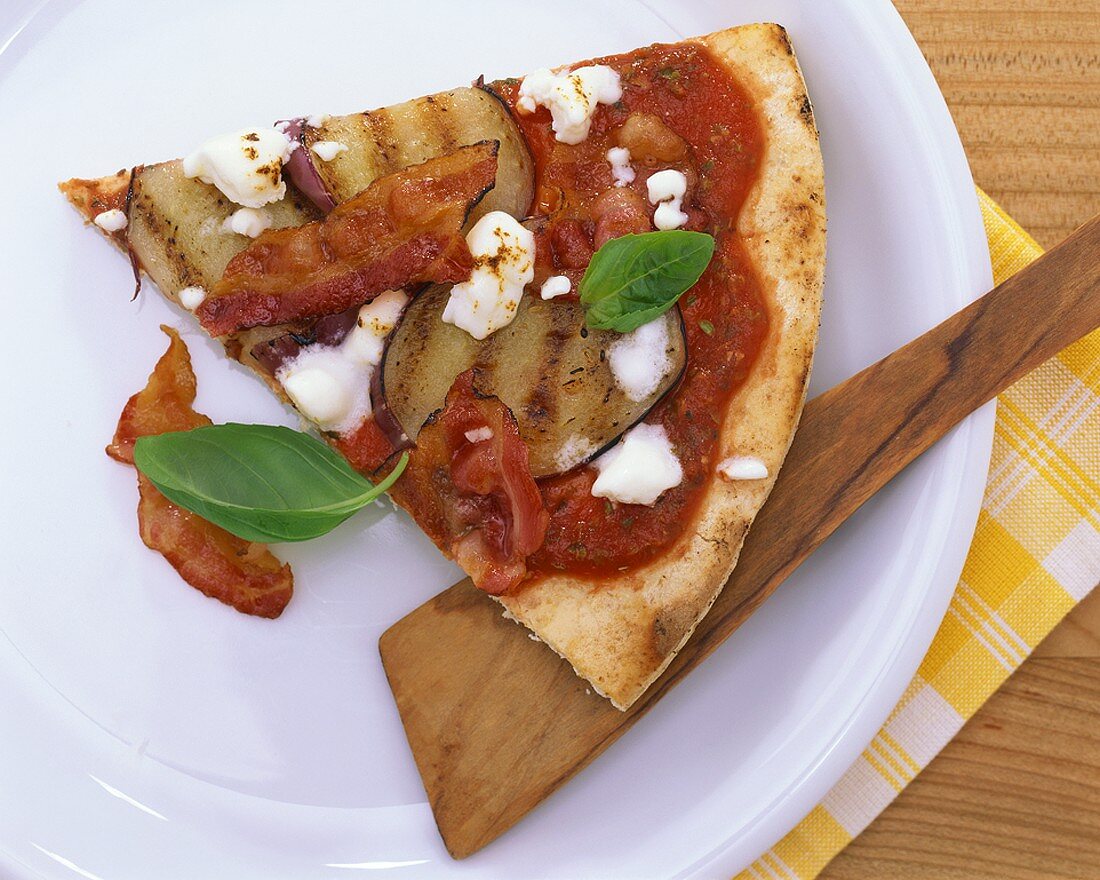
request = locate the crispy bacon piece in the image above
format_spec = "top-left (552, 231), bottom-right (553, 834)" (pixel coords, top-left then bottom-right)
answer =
top-left (108, 326), bottom-right (293, 618)
top-left (107, 327), bottom-right (211, 464)
top-left (197, 141), bottom-right (500, 337)
top-left (333, 416), bottom-right (400, 476)
top-left (394, 370), bottom-right (549, 595)
top-left (550, 218), bottom-right (595, 270)
top-left (135, 474), bottom-right (293, 618)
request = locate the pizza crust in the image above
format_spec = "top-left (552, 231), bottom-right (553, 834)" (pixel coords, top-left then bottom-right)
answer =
top-left (495, 23), bottom-right (826, 709)
top-left (60, 22), bottom-right (824, 711)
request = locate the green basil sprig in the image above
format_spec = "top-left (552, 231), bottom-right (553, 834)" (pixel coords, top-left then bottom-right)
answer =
top-left (133, 424), bottom-right (407, 543)
top-left (579, 230), bottom-right (715, 333)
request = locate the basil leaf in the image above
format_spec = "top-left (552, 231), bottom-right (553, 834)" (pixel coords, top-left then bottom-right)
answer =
top-left (579, 230), bottom-right (715, 333)
top-left (133, 424), bottom-right (407, 543)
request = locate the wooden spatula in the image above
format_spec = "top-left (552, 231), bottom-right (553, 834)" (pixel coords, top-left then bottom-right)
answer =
top-left (380, 214), bottom-right (1100, 859)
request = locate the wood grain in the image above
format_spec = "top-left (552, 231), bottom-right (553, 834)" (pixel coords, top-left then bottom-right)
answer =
top-left (821, 2), bottom-right (1100, 878)
top-left (381, 218), bottom-right (1100, 859)
top-left (895, 0), bottom-right (1100, 248)
top-left (822, 658), bottom-right (1100, 880)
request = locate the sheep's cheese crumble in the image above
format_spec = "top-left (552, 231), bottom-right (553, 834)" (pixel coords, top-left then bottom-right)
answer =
top-left (183, 127), bottom-right (294, 209)
top-left (606, 146), bottom-right (635, 187)
top-left (221, 207), bottom-right (272, 238)
top-left (277, 290), bottom-right (408, 434)
top-left (311, 141), bottom-right (349, 162)
top-left (280, 356), bottom-right (360, 429)
top-left (517, 65), bottom-right (622, 145)
top-left (178, 286), bottom-right (207, 311)
top-left (342, 289), bottom-right (408, 367)
top-left (442, 211), bottom-right (535, 340)
top-left (608, 316), bottom-right (674, 402)
top-left (717, 456), bottom-right (769, 481)
top-left (646, 168), bottom-right (689, 230)
top-left (591, 423), bottom-right (683, 506)
top-left (93, 209), bottom-right (127, 232)
top-left (540, 275), bottom-right (571, 300)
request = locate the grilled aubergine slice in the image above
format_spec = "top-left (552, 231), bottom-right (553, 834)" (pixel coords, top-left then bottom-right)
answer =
top-left (377, 286), bottom-right (687, 477)
top-left (124, 86), bottom-right (534, 304)
top-left (295, 87), bottom-right (534, 223)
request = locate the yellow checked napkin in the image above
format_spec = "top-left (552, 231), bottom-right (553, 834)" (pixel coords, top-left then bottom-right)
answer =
top-left (735, 191), bottom-right (1100, 880)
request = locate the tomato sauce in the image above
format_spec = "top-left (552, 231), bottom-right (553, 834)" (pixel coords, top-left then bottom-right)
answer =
top-left (338, 42), bottom-right (768, 583)
top-left (490, 42), bottom-right (768, 577)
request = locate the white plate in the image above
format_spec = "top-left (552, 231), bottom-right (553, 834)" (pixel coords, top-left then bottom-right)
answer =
top-left (0, 1), bottom-right (993, 877)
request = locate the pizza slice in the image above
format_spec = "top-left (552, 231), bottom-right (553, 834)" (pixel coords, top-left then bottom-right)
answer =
top-left (62, 23), bottom-right (825, 709)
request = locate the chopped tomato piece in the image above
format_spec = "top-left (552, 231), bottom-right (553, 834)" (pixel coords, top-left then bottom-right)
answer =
top-left (394, 370), bottom-right (549, 595)
top-left (109, 326), bottom-right (293, 617)
top-left (334, 416), bottom-right (400, 475)
top-left (591, 187), bottom-right (650, 248)
top-left (197, 142), bottom-right (500, 336)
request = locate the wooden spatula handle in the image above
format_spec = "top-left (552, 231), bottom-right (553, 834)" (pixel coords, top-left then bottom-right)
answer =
top-left (381, 214), bottom-right (1100, 859)
top-left (686, 213), bottom-right (1100, 676)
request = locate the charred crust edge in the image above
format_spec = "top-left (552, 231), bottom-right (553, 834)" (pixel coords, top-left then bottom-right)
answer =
top-left (798, 93), bottom-right (817, 134)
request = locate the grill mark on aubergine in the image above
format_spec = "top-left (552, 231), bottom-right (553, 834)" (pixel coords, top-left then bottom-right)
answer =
top-left (364, 109), bottom-right (398, 179)
top-left (472, 314), bottom-right (504, 392)
top-left (131, 174), bottom-right (205, 291)
top-left (522, 305), bottom-right (571, 437)
top-left (420, 91), bottom-right (459, 157)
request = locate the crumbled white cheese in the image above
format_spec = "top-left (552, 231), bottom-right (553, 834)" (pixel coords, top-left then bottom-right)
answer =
top-left (646, 168), bottom-right (689, 230)
top-left (464, 427), bottom-right (494, 444)
top-left (342, 290), bottom-right (410, 366)
top-left (277, 290), bottom-right (407, 434)
top-left (221, 207), bottom-right (272, 238)
top-left (182, 127), bottom-right (294, 209)
top-left (178, 286), bottom-right (207, 311)
top-left (717, 455), bottom-right (769, 481)
top-left (608, 316), bottom-right (673, 402)
top-left (591, 423), bottom-right (683, 506)
top-left (442, 211), bottom-right (535, 340)
top-left (606, 146), bottom-right (635, 187)
top-left (278, 347), bottom-right (368, 434)
top-left (281, 358), bottom-right (359, 429)
top-left (93, 208), bottom-right (127, 232)
top-left (311, 141), bottom-right (349, 162)
top-left (306, 113), bottom-right (331, 128)
top-left (516, 65), bottom-right (622, 144)
top-left (540, 275), bottom-right (571, 300)
top-left (555, 434), bottom-right (597, 472)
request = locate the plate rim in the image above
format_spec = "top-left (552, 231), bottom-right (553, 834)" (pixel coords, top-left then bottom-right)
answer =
top-left (0, 1), bottom-right (995, 877)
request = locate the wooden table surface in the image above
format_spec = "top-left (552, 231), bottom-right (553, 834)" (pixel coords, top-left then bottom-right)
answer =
top-left (821, 2), bottom-right (1100, 878)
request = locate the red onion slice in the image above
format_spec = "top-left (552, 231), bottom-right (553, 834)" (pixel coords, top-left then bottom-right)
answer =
top-left (278, 117), bottom-right (337, 213)
top-left (249, 306), bottom-right (361, 376)
top-left (369, 364), bottom-right (413, 450)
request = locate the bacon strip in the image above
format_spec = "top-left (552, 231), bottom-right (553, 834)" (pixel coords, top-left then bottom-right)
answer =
top-left (394, 370), bottom-right (549, 595)
top-left (109, 326), bottom-right (293, 618)
top-left (198, 141), bottom-right (500, 337)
